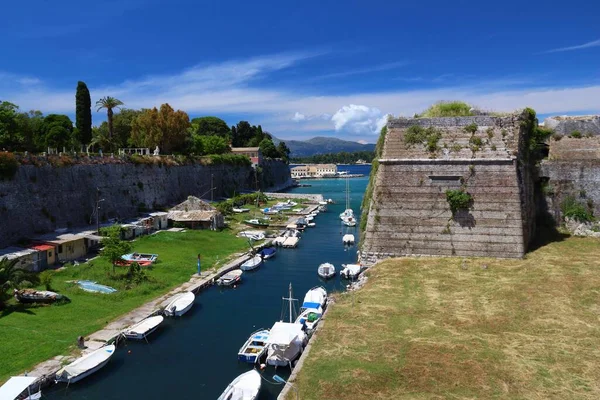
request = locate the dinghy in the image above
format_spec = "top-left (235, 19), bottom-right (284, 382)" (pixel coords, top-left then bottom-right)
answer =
top-left (121, 253), bottom-right (158, 263)
top-left (238, 231), bottom-right (265, 241)
top-left (123, 315), bottom-right (164, 340)
top-left (341, 264), bottom-right (362, 279)
top-left (14, 289), bottom-right (66, 304)
top-left (163, 291), bottom-right (195, 316)
top-left (342, 234), bottom-right (355, 244)
top-left (232, 207), bottom-right (250, 213)
top-left (317, 263), bottom-right (336, 279)
top-left (243, 219), bottom-right (269, 228)
top-left (217, 270), bottom-right (243, 286)
top-left (237, 329), bottom-right (270, 363)
top-left (295, 307), bottom-right (323, 331)
top-left (240, 255), bottom-right (263, 271)
top-left (307, 222), bottom-right (316, 227)
top-left (55, 344), bottom-right (116, 384)
top-left (217, 370), bottom-right (261, 400)
top-left (258, 247), bottom-right (277, 259)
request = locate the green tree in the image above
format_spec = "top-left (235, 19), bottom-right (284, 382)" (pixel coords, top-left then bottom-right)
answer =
top-left (276, 141), bottom-right (291, 163)
top-left (75, 81), bottom-right (92, 145)
top-left (190, 116), bottom-right (231, 137)
top-left (232, 121), bottom-right (254, 147)
top-left (100, 225), bottom-right (132, 273)
top-left (95, 96), bottom-right (124, 149)
top-left (92, 108), bottom-right (141, 151)
top-left (16, 110), bottom-right (44, 152)
top-left (41, 114), bottom-right (74, 150)
top-left (259, 138), bottom-right (279, 158)
top-left (131, 104), bottom-right (190, 154)
top-left (196, 135), bottom-right (230, 154)
top-left (0, 257), bottom-right (39, 308)
top-left (0, 101), bottom-right (20, 150)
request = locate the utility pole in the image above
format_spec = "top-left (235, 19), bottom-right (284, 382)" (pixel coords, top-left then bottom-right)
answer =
top-left (96, 188), bottom-right (105, 234)
top-left (211, 174), bottom-right (214, 202)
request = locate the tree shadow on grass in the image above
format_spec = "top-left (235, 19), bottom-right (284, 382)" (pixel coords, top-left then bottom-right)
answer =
top-left (0, 303), bottom-right (37, 318)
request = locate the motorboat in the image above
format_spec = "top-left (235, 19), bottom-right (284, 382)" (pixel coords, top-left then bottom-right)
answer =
top-left (342, 217), bottom-right (356, 227)
top-left (301, 286), bottom-right (327, 309)
top-left (265, 322), bottom-right (306, 367)
top-left (238, 231), bottom-right (265, 241)
top-left (55, 345), bottom-right (116, 384)
top-left (243, 219), bottom-right (269, 228)
top-left (217, 270), bottom-right (243, 286)
top-left (121, 253), bottom-right (158, 263)
top-left (240, 255), bottom-right (263, 271)
top-left (305, 216), bottom-right (314, 222)
top-left (295, 307), bottom-right (323, 331)
top-left (317, 263), bottom-right (336, 279)
top-left (258, 247), bottom-right (277, 259)
top-left (163, 292), bottom-right (195, 316)
top-left (0, 376), bottom-right (40, 400)
top-left (237, 329), bottom-right (270, 364)
top-left (122, 315), bottom-right (164, 340)
top-left (217, 370), bottom-right (261, 400)
top-left (262, 208), bottom-right (279, 215)
top-left (232, 207), bottom-right (250, 213)
top-left (341, 264), bottom-right (362, 279)
top-left (14, 289), bottom-right (66, 304)
top-left (307, 222), bottom-right (316, 228)
top-left (343, 234), bottom-right (355, 244)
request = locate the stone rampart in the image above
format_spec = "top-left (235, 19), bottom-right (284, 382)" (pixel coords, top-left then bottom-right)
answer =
top-left (544, 115), bottom-right (600, 136)
top-left (0, 160), bottom-right (291, 247)
top-left (362, 113), bottom-right (534, 259)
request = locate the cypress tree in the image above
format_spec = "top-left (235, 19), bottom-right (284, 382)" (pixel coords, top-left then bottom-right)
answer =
top-left (75, 81), bottom-right (92, 145)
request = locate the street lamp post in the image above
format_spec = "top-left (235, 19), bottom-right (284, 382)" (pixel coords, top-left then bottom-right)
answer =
top-left (96, 188), bottom-right (105, 234)
top-left (273, 375), bottom-right (299, 400)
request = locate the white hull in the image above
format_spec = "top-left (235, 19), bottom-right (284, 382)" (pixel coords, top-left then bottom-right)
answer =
top-left (164, 292), bottom-right (195, 317)
top-left (217, 370), bottom-right (261, 400)
top-left (57, 358), bottom-right (111, 383)
top-left (318, 263), bottom-right (336, 279)
top-left (56, 344), bottom-right (116, 383)
top-left (123, 316), bottom-right (164, 340)
top-left (240, 256), bottom-right (262, 271)
top-left (342, 234), bottom-right (355, 244)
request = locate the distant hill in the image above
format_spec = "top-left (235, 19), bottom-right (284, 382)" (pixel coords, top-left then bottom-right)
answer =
top-left (273, 136), bottom-right (375, 157)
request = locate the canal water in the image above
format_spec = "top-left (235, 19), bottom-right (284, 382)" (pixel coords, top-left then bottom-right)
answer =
top-left (44, 165), bottom-right (370, 400)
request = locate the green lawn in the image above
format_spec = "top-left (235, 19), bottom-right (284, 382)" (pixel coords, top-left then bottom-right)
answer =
top-left (288, 236), bottom-right (600, 400)
top-left (0, 229), bottom-right (249, 383)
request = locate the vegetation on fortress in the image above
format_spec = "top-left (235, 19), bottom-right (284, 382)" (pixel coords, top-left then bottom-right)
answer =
top-left (0, 82), bottom-right (290, 162)
top-left (291, 150), bottom-right (375, 164)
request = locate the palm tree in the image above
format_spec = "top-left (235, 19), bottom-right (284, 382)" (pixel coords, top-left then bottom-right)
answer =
top-left (95, 96), bottom-right (124, 147)
top-left (0, 257), bottom-right (39, 309)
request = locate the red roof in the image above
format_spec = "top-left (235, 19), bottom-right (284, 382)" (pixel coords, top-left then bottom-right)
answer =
top-left (29, 244), bottom-right (55, 251)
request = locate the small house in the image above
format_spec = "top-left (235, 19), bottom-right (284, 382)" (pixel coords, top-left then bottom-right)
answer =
top-left (168, 196), bottom-right (224, 230)
top-left (28, 243), bottom-right (57, 271)
top-left (231, 147), bottom-right (262, 166)
top-left (0, 247), bottom-right (38, 271)
top-left (148, 212), bottom-right (169, 230)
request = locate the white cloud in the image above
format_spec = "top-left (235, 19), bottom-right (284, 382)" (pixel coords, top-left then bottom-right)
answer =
top-left (540, 38), bottom-right (600, 54)
top-left (312, 61), bottom-right (408, 80)
top-left (331, 104), bottom-right (390, 135)
top-left (291, 112), bottom-right (306, 122)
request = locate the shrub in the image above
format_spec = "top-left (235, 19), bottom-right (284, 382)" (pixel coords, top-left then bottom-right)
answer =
top-left (569, 131), bottom-right (582, 138)
top-left (561, 196), bottom-right (593, 222)
top-left (0, 152), bottom-right (19, 180)
top-left (469, 136), bottom-right (483, 147)
top-left (40, 270), bottom-right (55, 290)
top-left (445, 189), bottom-right (473, 216)
top-left (404, 126), bottom-right (442, 153)
top-left (451, 143), bottom-right (462, 153)
top-left (464, 123), bottom-right (478, 134)
top-left (418, 101), bottom-right (473, 118)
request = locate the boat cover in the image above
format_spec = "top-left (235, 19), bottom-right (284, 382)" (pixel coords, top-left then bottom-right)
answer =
top-left (0, 376), bottom-right (37, 400)
top-left (260, 248), bottom-right (276, 256)
top-left (126, 316), bottom-right (163, 334)
top-left (57, 345), bottom-right (115, 380)
top-left (266, 322), bottom-right (304, 345)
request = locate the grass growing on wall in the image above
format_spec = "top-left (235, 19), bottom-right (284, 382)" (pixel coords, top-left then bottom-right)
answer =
top-left (360, 126), bottom-right (386, 236)
top-left (0, 230), bottom-right (249, 383)
top-left (415, 101), bottom-right (474, 118)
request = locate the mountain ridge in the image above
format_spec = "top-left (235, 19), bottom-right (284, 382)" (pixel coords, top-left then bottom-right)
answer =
top-left (273, 136), bottom-right (375, 157)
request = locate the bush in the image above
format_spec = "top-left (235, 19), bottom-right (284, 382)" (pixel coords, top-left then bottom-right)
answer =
top-left (469, 136), bottom-right (483, 147)
top-left (445, 189), bottom-right (473, 216)
top-left (404, 126), bottom-right (442, 153)
top-left (570, 131), bottom-right (582, 139)
top-left (0, 152), bottom-right (19, 180)
top-left (39, 270), bottom-right (54, 290)
top-left (464, 123), bottom-right (478, 134)
top-left (561, 196), bottom-right (593, 222)
top-left (417, 101), bottom-right (473, 118)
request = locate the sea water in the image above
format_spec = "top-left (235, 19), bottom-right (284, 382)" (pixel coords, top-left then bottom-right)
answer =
top-left (44, 165), bottom-right (370, 400)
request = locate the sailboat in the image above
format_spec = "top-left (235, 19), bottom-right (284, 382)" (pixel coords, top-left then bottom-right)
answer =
top-left (339, 175), bottom-right (354, 223)
top-left (265, 283), bottom-right (307, 367)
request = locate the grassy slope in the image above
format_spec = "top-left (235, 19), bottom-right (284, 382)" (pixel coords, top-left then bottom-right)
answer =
top-left (0, 230), bottom-right (248, 383)
top-left (289, 236), bottom-right (600, 399)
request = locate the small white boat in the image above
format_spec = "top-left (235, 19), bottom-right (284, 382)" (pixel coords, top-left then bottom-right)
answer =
top-left (341, 264), bottom-right (362, 279)
top-left (217, 370), bottom-right (261, 400)
top-left (339, 209), bottom-right (354, 220)
top-left (163, 292), bottom-right (195, 317)
top-left (232, 208), bottom-right (250, 213)
top-left (55, 345), bottom-right (116, 384)
top-left (240, 255), bottom-right (263, 271)
top-left (295, 307), bottom-right (323, 331)
top-left (123, 315), bottom-right (164, 340)
top-left (343, 234), bottom-right (355, 244)
top-left (237, 329), bottom-right (270, 363)
top-left (317, 263), bottom-right (336, 279)
top-left (305, 216), bottom-right (314, 222)
top-left (302, 286), bottom-right (327, 309)
top-left (265, 322), bottom-right (306, 367)
top-left (238, 231), bottom-right (265, 241)
top-left (217, 270), bottom-right (243, 286)
top-left (282, 237), bottom-right (299, 248)
top-left (307, 222), bottom-right (316, 227)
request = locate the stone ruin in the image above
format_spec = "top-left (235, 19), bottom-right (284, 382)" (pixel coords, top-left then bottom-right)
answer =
top-left (361, 111), bottom-right (535, 260)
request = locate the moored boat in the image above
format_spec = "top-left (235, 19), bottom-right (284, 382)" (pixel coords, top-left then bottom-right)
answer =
top-left (243, 219), bottom-right (269, 228)
top-left (317, 263), bottom-right (336, 279)
top-left (342, 234), bottom-right (355, 244)
top-left (342, 217), bottom-right (356, 227)
top-left (237, 329), bottom-right (270, 364)
top-left (217, 269), bottom-right (243, 286)
top-left (217, 370), bottom-right (261, 400)
top-left (123, 315), bottom-right (164, 340)
top-left (302, 286), bottom-right (327, 309)
top-left (265, 322), bottom-right (306, 367)
top-left (163, 291), bottom-right (195, 316)
top-left (341, 264), bottom-right (362, 279)
top-left (295, 307), bottom-right (323, 331)
top-left (238, 231), bottom-right (265, 241)
top-left (14, 289), bottom-right (66, 304)
top-left (259, 247), bottom-right (277, 259)
top-left (121, 253), bottom-right (158, 263)
top-left (240, 255), bottom-right (263, 271)
top-left (232, 207), bottom-right (250, 213)
top-left (55, 344), bottom-right (116, 384)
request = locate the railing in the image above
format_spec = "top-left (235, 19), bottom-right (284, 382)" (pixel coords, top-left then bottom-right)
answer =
top-left (118, 148), bottom-right (151, 156)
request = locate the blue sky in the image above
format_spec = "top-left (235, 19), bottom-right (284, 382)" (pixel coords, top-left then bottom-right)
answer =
top-left (1, 0), bottom-right (599, 143)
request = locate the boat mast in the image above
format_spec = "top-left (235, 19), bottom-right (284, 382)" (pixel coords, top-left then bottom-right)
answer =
top-left (281, 282), bottom-right (298, 322)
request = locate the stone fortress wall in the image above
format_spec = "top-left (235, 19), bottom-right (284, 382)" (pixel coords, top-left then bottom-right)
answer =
top-left (361, 113), bottom-right (535, 260)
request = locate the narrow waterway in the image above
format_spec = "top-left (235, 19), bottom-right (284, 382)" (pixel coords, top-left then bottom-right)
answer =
top-left (44, 165), bottom-right (370, 400)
